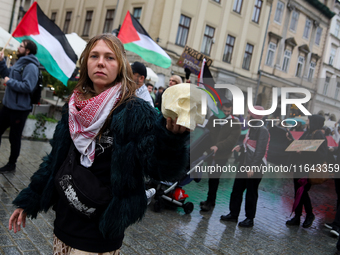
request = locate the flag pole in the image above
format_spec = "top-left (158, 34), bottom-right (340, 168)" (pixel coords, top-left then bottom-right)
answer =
top-left (1, 35), bottom-right (13, 54)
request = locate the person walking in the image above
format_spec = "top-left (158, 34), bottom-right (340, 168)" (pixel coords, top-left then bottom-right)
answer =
top-left (286, 115), bottom-right (327, 228)
top-left (200, 99), bottom-right (241, 211)
top-left (8, 34), bottom-right (189, 254)
top-left (220, 106), bottom-right (270, 227)
top-left (0, 39), bottom-right (40, 173)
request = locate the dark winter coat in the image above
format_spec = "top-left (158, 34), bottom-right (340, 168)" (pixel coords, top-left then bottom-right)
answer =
top-left (241, 123), bottom-right (270, 167)
top-left (206, 115), bottom-right (241, 161)
top-left (0, 54), bottom-right (40, 111)
top-left (12, 97), bottom-right (189, 239)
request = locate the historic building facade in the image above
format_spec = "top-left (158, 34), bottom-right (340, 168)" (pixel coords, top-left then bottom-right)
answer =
top-left (313, 0), bottom-right (340, 121)
top-left (256, 0), bottom-right (334, 118)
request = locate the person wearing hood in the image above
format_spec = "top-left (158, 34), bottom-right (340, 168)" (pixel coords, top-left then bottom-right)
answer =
top-left (286, 115), bottom-right (327, 228)
top-left (220, 106), bottom-right (269, 227)
top-left (0, 39), bottom-right (40, 173)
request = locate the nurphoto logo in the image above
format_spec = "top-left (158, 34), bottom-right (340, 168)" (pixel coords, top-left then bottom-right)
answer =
top-left (200, 84), bottom-right (312, 128)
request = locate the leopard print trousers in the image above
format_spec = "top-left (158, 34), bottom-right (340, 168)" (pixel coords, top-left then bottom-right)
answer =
top-left (53, 235), bottom-right (120, 255)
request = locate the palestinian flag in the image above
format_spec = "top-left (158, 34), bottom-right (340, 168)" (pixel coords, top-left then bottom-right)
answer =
top-left (12, 2), bottom-right (77, 85)
top-left (197, 59), bottom-right (225, 118)
top-left (118, 11), bottom-right (171, 68)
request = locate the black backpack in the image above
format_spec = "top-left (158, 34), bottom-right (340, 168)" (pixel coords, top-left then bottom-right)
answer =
top-left (20, 64), bottom-right (43, 105)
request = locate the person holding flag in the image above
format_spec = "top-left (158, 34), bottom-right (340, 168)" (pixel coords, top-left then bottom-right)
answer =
top-left (0, 0), bottom-right (77, 173)
top-left (0, 39), bottom-right (40, 173)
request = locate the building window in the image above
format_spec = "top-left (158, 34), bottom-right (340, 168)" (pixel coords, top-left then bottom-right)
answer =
top-left (233, 0), bottom-right (243, 14)
top-left (201, 25), bottom-right (215, 55)
top-left (303, 18), bottom-right (312, 39)
top-left (295, 56), bottom-right (304, 77)
top-left (133, 7), bottom-right (142, 22)
top-left (212, 0), bottom-right (221, 3)
top-left (265, 42), bottom-right (276, 67)
top-left (329, 48), bottom-right (336, 66)
top-left (282, 50), bottom-right (291, 72)
top-left (51, 12), bottom-right (57, 23)
top-left (323, 76), bottom-right (330, 95)
top-left (223, 35), bottom-right (235, 63)
top-left (63, 11), bottom-right (72, 34)
top-left (242, 43), bottom-right (254, 70)
top-left (82, 11), bottom-right (93, 36)
top-left (315, 27), bottom-right (322, 46)
top-left (289, 10), bottom-right (299, 32)
top-left (335, 21), bottom-right (340, 38)
top-left (335, 80), bottom-right (340, 99)
top-left (308, 61), bottom-right (316, 81)
top-left (175, 15), bottom-right (191, 47)
top-left (252, 0), bottom-right (262, 23)
top-left (102, 9), bottom-right (115, 33)
top-left (274, 1), bottom-right (284, 24)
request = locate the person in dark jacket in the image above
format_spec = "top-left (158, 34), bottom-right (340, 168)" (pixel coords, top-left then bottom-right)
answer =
top-left (200, 99), bottom-right (241, 211)
top-left (0, 39), bottom-right (40, 173)
top-left (221, 106), bottom-right (269, 227)
top-left (326, 143), bottom-right (340, 238)
top-left (8, 34), bottom-right (189, 254)
top-left (286, 114), bottom-right (327, 228)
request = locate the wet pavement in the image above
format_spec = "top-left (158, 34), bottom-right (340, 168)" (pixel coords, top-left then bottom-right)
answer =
top-left (0, 137), bottom-right (338, 254)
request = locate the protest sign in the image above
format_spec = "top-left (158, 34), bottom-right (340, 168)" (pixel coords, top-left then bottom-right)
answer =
top-left (285, 140), bottom-right (325, 152)
top-left (177, 46), bottom-right (213, 75)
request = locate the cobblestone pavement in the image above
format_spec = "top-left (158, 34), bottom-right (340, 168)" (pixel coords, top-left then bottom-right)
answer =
top-left (0, 137), bottom-right (338, 254)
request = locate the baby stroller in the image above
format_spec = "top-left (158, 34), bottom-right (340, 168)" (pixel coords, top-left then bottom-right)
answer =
top-left (152, 126), bottom-right (213, 214)
top-left (152, 151), bottom-right (214, 214)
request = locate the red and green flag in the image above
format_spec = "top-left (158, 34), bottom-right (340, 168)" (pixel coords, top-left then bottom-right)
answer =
top-left (197, 59), bottom-right (225, 118)
top-left (12, 2), bottom-right (77, 86)
top-left (118, 11), bottom-right (171, 69)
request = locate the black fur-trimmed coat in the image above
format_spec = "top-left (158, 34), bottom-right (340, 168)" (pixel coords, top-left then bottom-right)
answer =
top-left (13, 97), bottom-right (189, 239)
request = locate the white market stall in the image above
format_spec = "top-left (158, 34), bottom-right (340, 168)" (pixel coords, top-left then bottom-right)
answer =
top-left (65, 33), bottom-right (87, 60)
top-left (0, 26), bottom-right (20, 51)
top-left (146, 67), bottom-right (159, 83)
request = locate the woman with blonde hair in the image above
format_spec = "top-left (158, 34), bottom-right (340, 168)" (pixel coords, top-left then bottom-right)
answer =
top-left (8, 34), bottom-right (189, 254)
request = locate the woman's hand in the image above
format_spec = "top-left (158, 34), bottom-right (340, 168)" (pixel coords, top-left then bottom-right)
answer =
top-left (166, 117), bottom-right (190, 134)
top-left (9, 208), bottom-right (27, 233)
